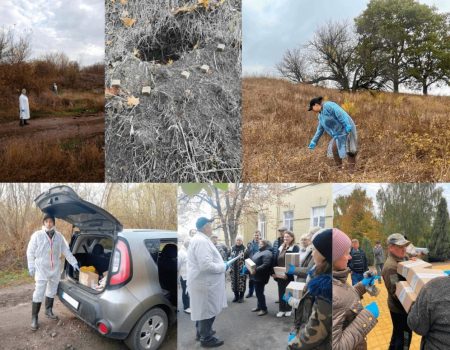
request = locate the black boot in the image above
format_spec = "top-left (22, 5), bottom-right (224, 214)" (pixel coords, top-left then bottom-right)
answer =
top-left (24, 120), bottom-right (29, 125)
top-left (238, 292), bottom-right (244, 303)
top-left (20, 119), bottom-right (24, 127)
top-left (232, 292), bottom-right (239, 302)
top-left (45, 297), bottom-right (58, 320)
top-left (31, 302), bottom-right (41, 331)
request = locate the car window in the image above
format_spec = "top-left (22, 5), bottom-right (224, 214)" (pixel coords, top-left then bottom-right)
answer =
top-left (145, 239), bottom-right (160, 263)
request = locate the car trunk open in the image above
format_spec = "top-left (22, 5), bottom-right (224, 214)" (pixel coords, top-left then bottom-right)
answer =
top-left (35, 185), bottom-right (123, 293)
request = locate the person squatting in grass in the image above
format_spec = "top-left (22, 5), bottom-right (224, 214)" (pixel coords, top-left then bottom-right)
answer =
top-left (332, 228), bottom-right (380, 350)
top-left (284, 228), bottom-right (332, 350)
top-left (26, 214), bottom-right (80, 331)
top-left (307, 97), bottom-right (358, 171)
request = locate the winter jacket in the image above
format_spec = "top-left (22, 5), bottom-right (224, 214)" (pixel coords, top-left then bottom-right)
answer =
top-left (247, 240), bottom-right (259, 259)
top-left (250, 246), bottom-right (273, 284)
top-left (310, 101), bottom-right (358, 159)
top-left (332, 269), bottom-right (377, 350)
top-left (288, 271), bottom-right (332, 350)
top-left (272, 237), bottom-right (283, 265)
top-left (294, 245), bottom-right (315, 283)
top-left (348, 248), bottom-right (368, 274)
top-left (407, 276), bottom-right (450, 350)
top-left (381, 252), bottom-right (408, 314)
top-left (373, 245), bottom-right (385, 265)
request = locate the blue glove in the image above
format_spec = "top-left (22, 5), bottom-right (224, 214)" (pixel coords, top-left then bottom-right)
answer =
top-left (73, 263), bottom-right (80, 272)
top-left (444, 270), bottom-right (450, 276)
top-left (286, 264), bottom-right (295, 275)
top-left (240, 266), bottom-right (248, 275)
top-left (362, 275), bottom-right (376, 286)
top-left (288, 331), bottom-right (296, 343)
top-left (282, 292), bottom-right (292, 303)
top-left (28, 268), bottom-right (35, 277)
top-left (365, 301), bottom-right (379, 318)
top-left (308, 141), bottom-right (316, 150)
top-left (345, 124), bottom-right (352, 133)
top-left (224, 262), bottom-right (230, 271)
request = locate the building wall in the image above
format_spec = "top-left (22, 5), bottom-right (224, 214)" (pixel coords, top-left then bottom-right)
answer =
top-left (239, 183), bottom-right (333, 245)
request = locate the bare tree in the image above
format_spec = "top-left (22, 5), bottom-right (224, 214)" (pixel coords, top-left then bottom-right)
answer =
top-left (276, 48), bottom-right (309, 83)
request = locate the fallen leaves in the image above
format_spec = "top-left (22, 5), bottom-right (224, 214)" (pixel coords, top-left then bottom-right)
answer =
top-left (121, 17), bottom-right (136, 27)
top-left (127, 96), bottom-right (140, 107)
top-left (105, 86), bottom-right (119, 98)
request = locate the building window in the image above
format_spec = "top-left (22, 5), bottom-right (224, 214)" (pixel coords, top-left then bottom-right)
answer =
top-left (258, 213), bottom-right (266, 239)
top-left (311, 206), bottom-right (326, 228)
top-left (283, 210), bottom-right (294, 231)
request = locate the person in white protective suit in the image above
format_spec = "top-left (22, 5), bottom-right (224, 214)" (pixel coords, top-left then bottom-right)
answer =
top-left (19, 89), bottom-right (30, 127)
top-left (187, 217), bottom-right (232, 348)
top-left (26, 213), bottom-right (80, 331)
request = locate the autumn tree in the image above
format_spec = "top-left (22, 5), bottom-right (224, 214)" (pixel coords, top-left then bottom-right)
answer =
top-left (334, 186), bottom-right (382, 243)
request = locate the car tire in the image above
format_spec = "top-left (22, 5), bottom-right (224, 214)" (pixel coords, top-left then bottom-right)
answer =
top-left (125, 307), bottom-right (169, 350)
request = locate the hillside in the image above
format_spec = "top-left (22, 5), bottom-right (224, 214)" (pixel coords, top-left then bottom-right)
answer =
top-left (243, 77), bottom-right (450, 182)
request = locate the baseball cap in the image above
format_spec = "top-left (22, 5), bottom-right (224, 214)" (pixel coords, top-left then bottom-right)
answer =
top-left (387, 233), bottom-right (411, 247)
top-left (196, 217), bottom-right (214, 230)
top-left (278, 226), bottom-right (287, 232)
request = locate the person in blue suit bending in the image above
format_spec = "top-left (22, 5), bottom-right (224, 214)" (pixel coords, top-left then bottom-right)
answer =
top-left (308, 97), bottom-right (358, 171)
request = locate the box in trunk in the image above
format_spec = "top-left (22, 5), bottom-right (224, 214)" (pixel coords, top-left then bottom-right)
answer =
top-left (79, 270), bottom-right (99, 289)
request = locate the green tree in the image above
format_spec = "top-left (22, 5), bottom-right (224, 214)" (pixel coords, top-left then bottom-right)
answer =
top-left (428, 197), bottom-right (450, 262)
top-left (355, 0), bottom-right (443, 93)
top-left (376, 183), bottom-right (442, 245)
top-left (361, 237), bottom-right (374, 266)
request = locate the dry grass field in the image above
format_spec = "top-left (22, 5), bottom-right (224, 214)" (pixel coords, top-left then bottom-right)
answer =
top-left (243, 77), bottom-right (450, 182)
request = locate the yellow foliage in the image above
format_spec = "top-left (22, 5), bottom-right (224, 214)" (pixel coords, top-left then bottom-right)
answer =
top-left (121, 17), bottom-right (136, 27)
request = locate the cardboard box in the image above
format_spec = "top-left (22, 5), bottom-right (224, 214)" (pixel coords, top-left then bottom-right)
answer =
top-left (286, 281), bottom-right (306, 299)
top-left (285, 253), bottom-right (301, 271)
top-left (273, 266), bottom-right (286, 278)
top-left (406, 268), bottom-right (445, 294)
top-left (397, 259), bottom-right (432, 278)
top-left (79, 271), bottom-right (99, 289)
top-left (244, 258), bottom-right (256, 274)
top-left (395, 281), bottom-right (417, 313)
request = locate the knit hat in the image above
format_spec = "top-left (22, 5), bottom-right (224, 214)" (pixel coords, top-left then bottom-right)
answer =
top-left (332, 228), bottom-right (351, 262)
top-left (43, 213), bottom-right (55, 224)
top-left (312, 229), bottom-right (332, 263)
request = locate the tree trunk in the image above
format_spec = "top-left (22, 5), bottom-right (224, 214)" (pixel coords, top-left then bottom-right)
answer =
top-left (422, 80), bottom-right (428, 95)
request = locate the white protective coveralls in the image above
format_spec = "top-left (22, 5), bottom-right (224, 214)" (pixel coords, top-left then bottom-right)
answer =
top-left (26, 228), bottom-right (78, 302)
top-left (19, 93), bottom-right (30, 120)
top-left (187, 231), bottom-right (227, 321)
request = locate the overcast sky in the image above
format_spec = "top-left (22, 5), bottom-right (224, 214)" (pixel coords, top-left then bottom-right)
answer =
top-left (243, 0), bottom-right (450, 95)
top-left (0, 0), bottom-right (104, 66)
top-left (333, 183), bottom-right (450, 215)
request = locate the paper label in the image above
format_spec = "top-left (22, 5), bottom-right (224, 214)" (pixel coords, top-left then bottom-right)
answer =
top-left (411, 273), bottom-right (443, 290)
top-left (398, 286), bottom-right (413, 303)
top-left (401, 260), bottom-right (428, 276)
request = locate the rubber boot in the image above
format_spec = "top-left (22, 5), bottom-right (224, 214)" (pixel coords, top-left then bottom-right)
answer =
top-left (347, 154), bottom-right (357, 173)
top-left (238, 292), bottom-right (244, 303)
top-left (45, 297), bottom-right (58, 320)
top-left (24, 120), bottom-right (29, 125)
top-left (232, 292), bottom-right (239, 302)
top-left (20, 119), bottom-right (24, 127)
top-left (31, 302), bottom-right (41, 331)
top-left (332, 140), bottom-right (343, 168)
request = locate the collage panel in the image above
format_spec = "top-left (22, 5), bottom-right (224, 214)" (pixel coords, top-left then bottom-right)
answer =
top-left (332, 183), bottom-right (450, 350)
top-left (105, 0), bottom-right (242, 183)
top-left (0, 1), bottom-right (105, 182)
top-left (0, 183), bottom-right (177, 350)
top-left (178, 183), bottom-right (333, 349)
top-left (242, 0), bottom-right (450, 183)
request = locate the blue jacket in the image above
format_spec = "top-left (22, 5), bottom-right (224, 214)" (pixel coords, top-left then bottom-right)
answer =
top-left (311, 101), bottom-right (357, 159)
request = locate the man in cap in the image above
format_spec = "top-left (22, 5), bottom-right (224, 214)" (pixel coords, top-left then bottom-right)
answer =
top-left (26, 213), bottom-right (80, 330)
top-left (187, 217), bottom-right (231, 347)
top-left (245, 230), bottom-right (261, 298)
top-left (381, 233), bottom-right (413, 350)
top-left (272, 226), bottom-right (287, 263)
top-left (210, 234), bottom-right (229, 261)
top-left (307, 96), bottom-right (358, 171)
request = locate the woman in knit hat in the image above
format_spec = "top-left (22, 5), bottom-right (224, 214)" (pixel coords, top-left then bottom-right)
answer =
top-left (285, 228), bottom-right (332, 349)
top-left (332, 228), bottom-right (379, 350)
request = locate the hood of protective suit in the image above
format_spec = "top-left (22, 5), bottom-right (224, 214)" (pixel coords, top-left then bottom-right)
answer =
top-left (35, 185), bottom-right (122, 234)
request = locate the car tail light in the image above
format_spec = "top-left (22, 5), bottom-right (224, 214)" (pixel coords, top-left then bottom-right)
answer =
top-left (110, 239), bottom-right (132, 286)
top-left (97, 322), bottom-right (109, 335)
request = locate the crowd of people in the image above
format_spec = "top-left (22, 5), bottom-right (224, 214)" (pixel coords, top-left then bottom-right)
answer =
top-left (179, 218), bottom-right (333, 348)
top-left (333, 229), bottom-right (450, 350)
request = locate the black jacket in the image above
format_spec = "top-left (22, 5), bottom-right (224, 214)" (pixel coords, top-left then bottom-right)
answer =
top-left (348, 248), bottom-right (368, 274)
top-left (251, 246), bottom-right (273, 284)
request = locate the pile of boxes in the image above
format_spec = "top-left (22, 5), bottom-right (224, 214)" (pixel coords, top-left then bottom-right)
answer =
top-left (395, 259), bottom-right (445, 312)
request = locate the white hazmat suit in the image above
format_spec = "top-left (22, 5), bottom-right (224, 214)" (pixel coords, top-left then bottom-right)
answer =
top-left (19, 93), bottom-right (30, 120)
top-left (26, 228), bottom-right (78, 302)
top-left (187, 231), bottom-right (227, 321)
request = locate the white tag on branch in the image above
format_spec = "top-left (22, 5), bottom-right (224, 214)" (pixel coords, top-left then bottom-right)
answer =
top-left (181, 71), bottom-right (190, 79)
top-left (217, 43), bottom-right (225, 51)
top-left (111, 79), bottom-right (121, 87)
top-left (200, 64), bottom-right (210, 73)
top-left (142, 86), bottom-right (151, 95)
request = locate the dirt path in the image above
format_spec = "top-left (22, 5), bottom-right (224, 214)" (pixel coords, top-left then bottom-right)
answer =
top-left (0, 282), bottom-right (176, 350)
top-left (0, 113), bottom-right (104, 142)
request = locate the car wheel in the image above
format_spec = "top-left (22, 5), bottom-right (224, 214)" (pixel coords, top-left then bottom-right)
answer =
top-left (125, 308), bottom-right (168, 350)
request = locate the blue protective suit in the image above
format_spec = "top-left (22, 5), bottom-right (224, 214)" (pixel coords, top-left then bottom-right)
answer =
top-left (310, 101), bottom-right (358, 159)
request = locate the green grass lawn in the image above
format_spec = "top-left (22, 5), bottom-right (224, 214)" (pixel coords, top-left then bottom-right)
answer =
top-left (0, 269), bottom-right (33, 288)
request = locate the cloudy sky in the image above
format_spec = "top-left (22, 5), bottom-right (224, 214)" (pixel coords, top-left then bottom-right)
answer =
top-left (333, 183), bottom-right (450, 215)
top-left (0, 0), bottom-right (104, 66)
top-left (243, 0), bottom-right (450, 95)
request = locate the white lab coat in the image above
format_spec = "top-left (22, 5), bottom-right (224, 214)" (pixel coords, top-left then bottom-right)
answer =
top-left (19, 93), bottom-right (30, 120)
top-left (178, 245), bottom-right (188, 280)
top-left (187, 231), bottom-right (227, 321)
top-left (26, 228), bottom-right (78, 302)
